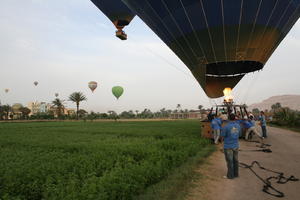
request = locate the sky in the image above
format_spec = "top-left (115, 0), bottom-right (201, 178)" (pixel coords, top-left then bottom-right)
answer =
top-left (0, 0), bottom-right (300, 113)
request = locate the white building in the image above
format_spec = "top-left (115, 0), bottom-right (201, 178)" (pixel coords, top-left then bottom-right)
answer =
top-left (27, 101), bottom-right (51, 115)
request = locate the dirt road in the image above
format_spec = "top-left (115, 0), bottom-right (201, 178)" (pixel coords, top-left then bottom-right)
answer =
top-left (186, 126), bottom-right (300, 200)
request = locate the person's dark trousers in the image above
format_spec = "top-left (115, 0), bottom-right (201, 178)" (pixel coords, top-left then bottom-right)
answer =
top-left (261, 126), bottom-right (267, 138)
top-left (224, 148), bottom-right (239, 179)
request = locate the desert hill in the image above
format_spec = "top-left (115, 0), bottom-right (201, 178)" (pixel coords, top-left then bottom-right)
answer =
top-left (248, 95), bottom-right (300, 111)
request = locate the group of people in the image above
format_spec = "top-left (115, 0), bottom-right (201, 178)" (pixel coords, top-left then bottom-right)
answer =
top-left (210, 111), bottom-right (267, 179)
top-left (211, 111), bottom-right (267, 144)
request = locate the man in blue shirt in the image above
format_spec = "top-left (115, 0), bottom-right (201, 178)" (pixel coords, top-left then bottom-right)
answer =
top-left (259, 111), bottom-right (267, 138)
top-left (211, 114), bottom-right (222, 144)
top-left (221, 113), bottom-right (241, 179)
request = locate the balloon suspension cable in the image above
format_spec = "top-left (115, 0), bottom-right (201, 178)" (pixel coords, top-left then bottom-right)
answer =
top-left (130, 37), bottom-right (195, 80)
top-left (240, 70), bottom-right (262, 105)
top-left (89, 13), bottom-right (193, 79)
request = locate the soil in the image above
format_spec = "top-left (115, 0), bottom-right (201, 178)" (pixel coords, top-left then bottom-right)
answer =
top-left (186, 126), bottom-right (300, 200)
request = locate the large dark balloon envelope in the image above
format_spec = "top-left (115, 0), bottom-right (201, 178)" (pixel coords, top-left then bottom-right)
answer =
top-left (122, 0), bottom-right (300, 97)
top-left (91, 0), bottom-right (135, 40)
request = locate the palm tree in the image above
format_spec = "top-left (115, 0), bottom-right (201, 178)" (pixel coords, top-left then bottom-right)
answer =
top-left (198, 105), bottom-right (203, 110)
top-left (176, 104), bottom-right (181, 112)
top-left (271, 102), bottom-right (282, 112)
top-left (52, 98), bottom-right (64, 118)
top-left (68, 92), bottom-right (87, 119)
top-left (1, 105), bottom-right (11, 120)
top-left (0, 105), bottom-right (4, 120)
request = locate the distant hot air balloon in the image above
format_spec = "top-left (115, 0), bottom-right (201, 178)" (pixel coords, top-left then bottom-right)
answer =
top-left (122, 0), bottom-right (300, 98)
top-left (88, 81), bottom-right (98, 92)
top-left (55, 93), bottom-right (59, 97)
top-left (112, 86), bottom-right (124, 99)
top-left (34, 81), bottom-right (38, 86)
top-left (91, 0), bottom-right (135, 40)
top-left (4, 89), bottom-right (9, 93)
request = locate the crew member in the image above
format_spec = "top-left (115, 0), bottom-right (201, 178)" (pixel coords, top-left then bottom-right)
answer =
top-left (259, 111), bottom-right (267, 138)
top-left (211, 114), bottom-right (222, 144)
top-left (221, 113), bottom-right (241, 179)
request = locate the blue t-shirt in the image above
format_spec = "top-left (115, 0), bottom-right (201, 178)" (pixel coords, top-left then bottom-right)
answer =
top-left (242, 120), bottom-right (253, 129)
top-left (221, 121), bottom-right (241, 149)
top-left (259, 115), bottom-right (266, 126)
top-left (211, 118), bottom-right (222, 130)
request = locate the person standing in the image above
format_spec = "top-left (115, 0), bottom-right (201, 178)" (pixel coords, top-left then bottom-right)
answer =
top-left (211, 114), bottom-right (222, 144)
top-left (259, 111), bottom-right (267, 138)
top-left (221, 113), bottom-right (241, 179)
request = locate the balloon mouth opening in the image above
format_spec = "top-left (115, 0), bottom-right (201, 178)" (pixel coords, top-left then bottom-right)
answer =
top-left (206, 61), bottom-right (263, 77)
top-left (204, 75), bottom-right (244, 98)
top-left (116, 19), bottom-right (130, 26)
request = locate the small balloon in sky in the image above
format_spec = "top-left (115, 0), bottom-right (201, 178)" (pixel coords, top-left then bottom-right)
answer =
top-left (112, 86), bottom-right (124, 99)
top-left (55, 93), bottom-right (59, 97)
top-left (88, 81), bottom-right (98, 92)
top-left (34, 81), bottom-right (38, 86)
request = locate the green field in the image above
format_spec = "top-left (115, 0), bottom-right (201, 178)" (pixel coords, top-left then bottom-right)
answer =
top-left (0, 120), bottom-right (212, 200)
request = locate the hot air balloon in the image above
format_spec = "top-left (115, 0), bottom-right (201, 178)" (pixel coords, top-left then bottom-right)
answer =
top-left (34, 81), bottom-right (38, 86)
top-left (91, 0), bottom-right (135, 40)
top-left (112, 86), bottom-right (124, 99)
top-left (4, 89), bottom-right (9, 93)
top-left (88, 81), bottom-right (98, 92)
top-left (122, 0), bottom-right (300, 98)
top-left (55, 93), bottom-right (59, 97)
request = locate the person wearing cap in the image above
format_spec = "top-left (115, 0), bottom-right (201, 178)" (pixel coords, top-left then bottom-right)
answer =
top-left (220, 113), bottom-right (241, 179)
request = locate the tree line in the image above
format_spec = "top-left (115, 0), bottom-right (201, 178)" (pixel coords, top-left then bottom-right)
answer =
top-left (0, 93), bottom-right (206, 121)
top-left (252, 102), bottom-right (300, 128)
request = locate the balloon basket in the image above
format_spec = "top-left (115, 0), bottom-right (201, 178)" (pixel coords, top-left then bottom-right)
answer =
top-left (116, 30), bottom-right (127, 40)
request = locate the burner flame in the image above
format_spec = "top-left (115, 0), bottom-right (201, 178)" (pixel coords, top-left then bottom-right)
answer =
top-left (223, 88), bottom-right (233, 103)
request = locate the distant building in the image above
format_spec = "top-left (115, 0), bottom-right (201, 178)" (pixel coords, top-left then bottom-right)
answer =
top-left (64, 108), bottom-right (76, 116)
top-left (27, 101), bottom-right (51, 115)
top-left (170, 110), bottom-right (206, 119)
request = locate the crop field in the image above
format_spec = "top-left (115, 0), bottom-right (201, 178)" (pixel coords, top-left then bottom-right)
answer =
top-left (0, 120), bottom-right (212, 200)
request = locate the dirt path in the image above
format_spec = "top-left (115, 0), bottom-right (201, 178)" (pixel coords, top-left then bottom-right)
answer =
top-left (186, 126), bottom-right (300, 200)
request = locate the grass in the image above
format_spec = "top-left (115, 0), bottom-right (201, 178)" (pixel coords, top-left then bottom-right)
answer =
top-left (268, 122), bottom-right (300, 134)
top-left (0, 120), bottom-right (213, 200)
top-left (134, 145), bottom-right (214, 200)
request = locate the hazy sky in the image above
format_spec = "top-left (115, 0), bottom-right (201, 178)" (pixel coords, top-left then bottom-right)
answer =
top-left (0, 0), bottom-right (300, 113)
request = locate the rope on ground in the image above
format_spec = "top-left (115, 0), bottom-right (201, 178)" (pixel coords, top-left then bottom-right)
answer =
top-left (239, 148), bottom-right (272, 153)
top-left (246, 140), bottom-right (271, 148)
top-left (239, 161), bottom-right (299, 198)
top-left (239, 140), bottom-right (272, 153)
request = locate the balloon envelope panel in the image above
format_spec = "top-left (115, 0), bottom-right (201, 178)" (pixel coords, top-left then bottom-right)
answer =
top-left (91, 0), bottom-right (135, 27)
top-left (122, 0), bottom-right (300, 97)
